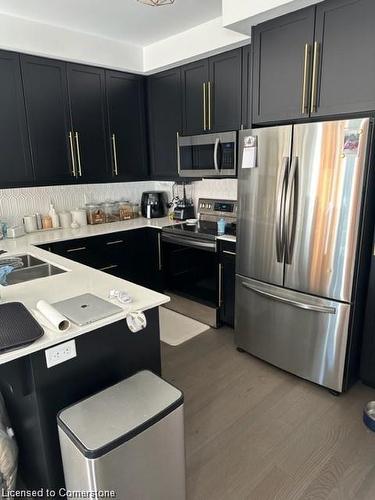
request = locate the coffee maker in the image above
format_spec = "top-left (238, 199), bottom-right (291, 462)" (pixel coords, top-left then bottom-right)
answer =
top-left (141, 191), bottom-right (168, 219)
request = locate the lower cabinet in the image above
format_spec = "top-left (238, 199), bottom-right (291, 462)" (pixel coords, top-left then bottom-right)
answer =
top-left (38, 227), bottom-right (163, 292)
top-left (219, 240), bottom-right (236, 328)
top-left (0, 309), bottom-right (161, 491)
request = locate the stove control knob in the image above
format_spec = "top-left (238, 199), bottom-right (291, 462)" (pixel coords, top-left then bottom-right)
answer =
top-left (201, 203), bottom-right (205, 208)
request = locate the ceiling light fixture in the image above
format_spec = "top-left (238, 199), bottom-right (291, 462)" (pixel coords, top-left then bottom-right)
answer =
top-left (137, 0), bottom-right (175, 6)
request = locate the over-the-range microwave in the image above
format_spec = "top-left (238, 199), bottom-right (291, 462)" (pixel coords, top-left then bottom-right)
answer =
top-left (177, 131), bottom-right (237, 178)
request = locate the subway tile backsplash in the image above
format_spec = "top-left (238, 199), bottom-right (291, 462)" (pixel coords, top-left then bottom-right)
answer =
top-left (0, 179), bottom-right (238, 226)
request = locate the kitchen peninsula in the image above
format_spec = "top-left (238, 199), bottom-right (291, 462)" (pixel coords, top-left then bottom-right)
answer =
top-left (0, 218), bottom-right (172, 492)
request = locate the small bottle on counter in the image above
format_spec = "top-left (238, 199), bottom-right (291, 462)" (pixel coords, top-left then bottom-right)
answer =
top-left (49, 204), bottom-right (60, 228)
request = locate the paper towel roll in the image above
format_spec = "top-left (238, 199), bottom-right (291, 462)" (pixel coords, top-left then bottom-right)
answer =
top-left (36, 300), bottom-right (71, 332)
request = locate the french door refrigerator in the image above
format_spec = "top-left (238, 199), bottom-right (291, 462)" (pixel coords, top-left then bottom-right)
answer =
top-left (235, 118), bottom-right (374, 392)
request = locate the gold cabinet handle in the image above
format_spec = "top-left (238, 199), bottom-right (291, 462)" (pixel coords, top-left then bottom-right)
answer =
top-left (74, 131), bottom-right (83, 177)
top-left (68, 131), bottom-right (77, 177)
top-left (111, 133), bottom-right (119, 176)
top-left (301, 44), bottom-right (311, 114)
top-left (218, 262), bottom-right (223, 307)
top-left (203, 82), bottom-right (207, 131)
top-left (311, 41), bottom-right (320, 114)
top-left (208, 81), bottom-right (212, 130)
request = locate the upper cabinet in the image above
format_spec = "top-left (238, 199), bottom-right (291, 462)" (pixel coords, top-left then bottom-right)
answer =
top-left (21, 56), bottom-right (75, 186)
top-left (252, 7), bottom-right (316, 124)
top-left (252, 0), bottom-right (375, 125)
top-left (67, 64), bottom-right (111, 182)
top-left (181, 59), bottom-right (209, 135)
top-left (147, 67), bottom-right (182, 180)
top-left (241, 44), bottom-right (252, 129)
top-left (0, 50), bottom-right (33, 188)
top-left (313, 0), bottom-right (375, 117)
top-left (181, 48), bottom-right (243, 135)
top-left (106, 71), bottom-right (148, 181)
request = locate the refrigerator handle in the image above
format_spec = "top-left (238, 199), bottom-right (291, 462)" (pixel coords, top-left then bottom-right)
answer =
top-left (241, 281), bottom-right (336, 314)
top-left (275, 157), bottom-right (289, 262)
top-left (285, 156), bottom-right (299, 264)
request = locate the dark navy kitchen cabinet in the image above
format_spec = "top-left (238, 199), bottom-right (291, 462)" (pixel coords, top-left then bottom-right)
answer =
top-left (181, 59), bottom-right (209, 135)
top-left (106, 70), bottom-right (148, 180)
top-left (252, 7), bottom-right (316, 124)
top-left (312, 0), bottom-right (375, 117)
top-left (0, 50), bottom-right (33, 188)
top-left (241, 44), bottom-right (252, 129)
top-left (219, 240), bottom-right (236, 328)
top-left (39, 228), bottom-right (163, 292)
top-left (208, 49), bottom-right (243, 132)
top-left (21, 55), bottom-right (75, 186)
top-left (67, 63), bottom-right (111, 182)
top-left (181, 48), bottom-right (243, 135)
top-left (148, 67), bottom-right (182, 180)
top-left (0, 309), bottom-right (161, 492)
top-left (252, 0), bottom-right (375, 124)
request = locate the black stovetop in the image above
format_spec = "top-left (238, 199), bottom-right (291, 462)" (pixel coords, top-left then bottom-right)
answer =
top-left (162, 220), bottom-right (236, 240)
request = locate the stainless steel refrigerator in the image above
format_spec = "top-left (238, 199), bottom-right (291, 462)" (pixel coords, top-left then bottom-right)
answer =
top-left (235, 118), bottom-right (373, 392)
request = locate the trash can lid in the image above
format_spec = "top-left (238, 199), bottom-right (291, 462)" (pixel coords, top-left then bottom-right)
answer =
top-left (57, 370), bottom-right (183, 459)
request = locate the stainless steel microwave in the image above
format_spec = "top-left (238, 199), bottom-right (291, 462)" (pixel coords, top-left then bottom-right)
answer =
top-left (177, 131), bottom-right (237, 178)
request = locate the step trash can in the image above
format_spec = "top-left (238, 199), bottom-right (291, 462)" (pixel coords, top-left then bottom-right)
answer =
top-left (57, 370), bottom-right (185, 500)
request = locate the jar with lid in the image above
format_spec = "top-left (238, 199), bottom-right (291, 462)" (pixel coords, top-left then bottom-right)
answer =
top-left (119, 201), bottom-right (133, 221)
top-left (102, 202), bottom-right (120, 223)
top-left (131, 203), bottom-right (140, 219)
top-left (86, 203), bottom-right (105, 225)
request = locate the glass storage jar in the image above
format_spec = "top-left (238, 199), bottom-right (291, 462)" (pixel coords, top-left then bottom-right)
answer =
top-left (86, 204), bottom-right (105, 225)
top-left (119, 201), bottom-right (133, 221)
top-left (102, 202), bottom-right (120, 223)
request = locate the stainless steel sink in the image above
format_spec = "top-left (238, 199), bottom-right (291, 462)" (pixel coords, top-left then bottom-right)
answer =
top-left (1, 254), bottom-right (66, 286)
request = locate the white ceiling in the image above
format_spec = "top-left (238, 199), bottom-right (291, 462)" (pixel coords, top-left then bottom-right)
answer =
top-left (0, 0), bottom-right (222, 46)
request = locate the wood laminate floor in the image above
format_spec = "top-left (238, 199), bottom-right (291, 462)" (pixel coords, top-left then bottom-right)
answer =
top-left (161, 327), bottom-right (375, 500)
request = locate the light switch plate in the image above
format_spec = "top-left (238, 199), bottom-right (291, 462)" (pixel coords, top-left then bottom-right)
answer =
top-left (45, 340), bottom-right (77, 368)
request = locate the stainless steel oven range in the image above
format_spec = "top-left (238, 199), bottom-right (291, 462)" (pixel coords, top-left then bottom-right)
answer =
top-left (161, 198), bottom-right (237, 328)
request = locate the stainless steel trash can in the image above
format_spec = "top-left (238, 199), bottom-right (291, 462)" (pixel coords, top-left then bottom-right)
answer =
top-left (57, 370), bottom-right (185, 500)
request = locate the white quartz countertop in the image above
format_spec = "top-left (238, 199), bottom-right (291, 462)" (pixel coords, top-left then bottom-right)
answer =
top-left (0, 217), bottom-right (177, 365)
top-left (0, 216), bottom-right (236, 365)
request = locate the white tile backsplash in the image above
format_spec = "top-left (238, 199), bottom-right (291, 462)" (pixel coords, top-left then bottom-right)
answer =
top-left (0, 179), bottom-right (238, 226)
top-left (0, 181), bottom-right (155, 226)
top-left (155, 179), bottom-right (238, 206)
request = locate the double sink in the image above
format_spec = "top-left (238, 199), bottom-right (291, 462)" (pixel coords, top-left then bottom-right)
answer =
top-left (2, 254), bottom-right (66, 286)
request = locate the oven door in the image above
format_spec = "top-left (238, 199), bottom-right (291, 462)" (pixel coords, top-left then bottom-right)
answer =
top-left (161, 232), bottom-right (220, 327)
top-left (177, 131), bottom-right (237, 178)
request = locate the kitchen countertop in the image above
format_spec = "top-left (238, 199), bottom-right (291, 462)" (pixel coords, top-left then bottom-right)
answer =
top-left (0, 216), bottom-right (236, 365)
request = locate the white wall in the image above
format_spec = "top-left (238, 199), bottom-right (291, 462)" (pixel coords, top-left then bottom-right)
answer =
top-left (222, 0), bottom-right (323, 34)
top-left (0, 13), bottom-right (143, 73)
top-left (143, 17), bottom-right (249, 74)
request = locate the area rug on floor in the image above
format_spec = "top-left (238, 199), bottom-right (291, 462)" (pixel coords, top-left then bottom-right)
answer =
top-left (159, 307), bottom-right (210, 346)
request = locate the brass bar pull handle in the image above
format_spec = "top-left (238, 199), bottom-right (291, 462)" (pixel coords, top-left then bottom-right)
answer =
top-left (111, 133), bottom-right (119, 176)
top-left (67, 246), bottom-right (87, 253)
top-left (74, 131), bottom-right (83, 177)
top-left (158, 232), bottom-right (162, 271)
top-left (301, 44), bottom-right (311, 114)
top-left (203, 82), bottom-right (207, 131)
top-left (310, 42), bottom-right (320, 114)
top-left (99, 264), bottom-right (119, 272)
top-left (208, 81), bottom-right (212, 130)
top-left (106, 240), bottom-right (124, 246)
top-left (218, 263), bottom-right (223, 307)
top-left (223, 250), bottom-right (236, 256)
top-left (68, 131), bottom-right (77, 177)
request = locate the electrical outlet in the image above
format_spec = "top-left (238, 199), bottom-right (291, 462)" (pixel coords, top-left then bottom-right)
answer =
top-left (45, 340), bottom-right (77, 368)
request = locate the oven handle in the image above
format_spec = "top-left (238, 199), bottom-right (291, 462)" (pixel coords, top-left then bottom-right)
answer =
top-left (162, 232), bottom-right (217, 252)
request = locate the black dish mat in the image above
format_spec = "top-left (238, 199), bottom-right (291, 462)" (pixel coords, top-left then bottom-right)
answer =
top-left (0, 302), bottom-right (44, 352)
